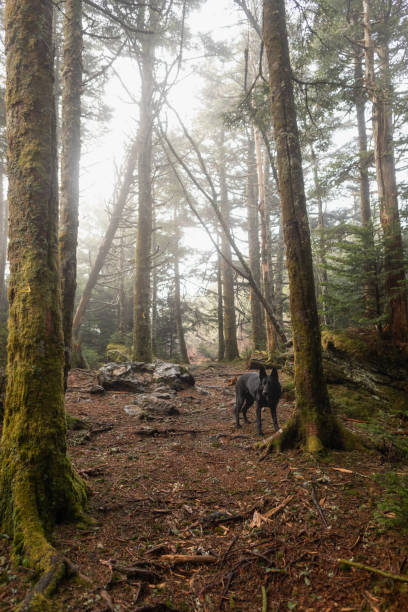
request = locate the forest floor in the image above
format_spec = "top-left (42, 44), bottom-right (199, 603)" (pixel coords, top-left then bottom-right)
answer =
top-left (1, 363), bottom-right (408, 611)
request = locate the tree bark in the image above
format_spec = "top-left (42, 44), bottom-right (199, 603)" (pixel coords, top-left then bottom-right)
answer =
top-left (263, 0), bottom-right (349, 452)
top-left (246, 133), bottom-right (266, 350)
top-left (0, 0), bottom-right (86, 586)
top-left (72, 140), bottom-right (138, 339)
top-left (0, 157), bottom-right (7, 310)
top-left (59, 0), bottom-right (83, 388)
top-left (218, 130), bottom-right (239, 360)
top-left (310, 145), bottom-right (329, 326)
top-left (133, 13), bottom-right (154, 361)
top-left (255, 128), bottom-right (277, 355)
top-left (174, 207), bottom-right (189, 363)
top-left (217, 246), bottom-right (225, 361)
top-left (363, 0), bottom-right (408, 341)
top-left (353, 32), bottom-right (378, 320)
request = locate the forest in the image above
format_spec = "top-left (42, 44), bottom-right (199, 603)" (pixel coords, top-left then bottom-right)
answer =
top-left (0, 0), bottom-right (408, 610)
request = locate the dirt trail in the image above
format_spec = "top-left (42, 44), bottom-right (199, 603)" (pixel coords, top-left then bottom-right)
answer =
top-left (1, 364), bottom-right (407, 611)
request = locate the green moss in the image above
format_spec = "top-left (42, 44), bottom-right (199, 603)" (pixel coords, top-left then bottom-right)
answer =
top-left (106, 343), bottom-right (130, 363)
top-left (328, 384), bottom-right (379, 419)
top-left (66, 413), bottom-right (88, 430)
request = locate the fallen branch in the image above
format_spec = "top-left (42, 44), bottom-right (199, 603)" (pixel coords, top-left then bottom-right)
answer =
top-left (133, 427), bottom-right (204, 437)
top-left (112, 564), bottom-right (162, 582)
top-left (160, 554), bottom-right (217, 566)
top-left (338, 558), bottom-right (408, 582)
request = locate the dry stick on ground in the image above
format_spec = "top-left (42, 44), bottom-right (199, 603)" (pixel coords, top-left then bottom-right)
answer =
top-left (310, 482), bottom-right (328, 528)
top-left (337, 558), bottom-right (408, 583)
top-left (160, 554), bottom-right (217, 566)
top-left (160, 125), bottom-right (287, 345)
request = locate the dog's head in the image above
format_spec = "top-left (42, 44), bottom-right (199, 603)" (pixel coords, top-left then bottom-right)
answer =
top-left (259, 365), bottom-right (279, 403)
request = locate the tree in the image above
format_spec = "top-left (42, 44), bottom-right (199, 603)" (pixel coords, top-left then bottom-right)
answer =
top-left (218, 129), bottom-right (240, 360)
top-left (133, 3), bottom-right (155, 361)
top-left (72, 139), bottom-right (138, 340)
top-left (362, 0), bottom-right (408, 341)
top-left (246, 132), bottom-right (266, 350)
top-left (0, 0), bottom-right (86, 604)
top-left (59, 0), bottom-right (83, 387)
top-left (262, 0), bottom-right (351, 452)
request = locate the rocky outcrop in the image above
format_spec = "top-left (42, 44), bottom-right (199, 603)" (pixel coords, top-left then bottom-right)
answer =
top-left (97, 360), bottom-right (195, 393)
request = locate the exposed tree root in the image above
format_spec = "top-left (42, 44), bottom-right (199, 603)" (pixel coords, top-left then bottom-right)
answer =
top-left (256, 414), bottom-right (362, 457)
top-left (19, 553), bottom-right (91, 612)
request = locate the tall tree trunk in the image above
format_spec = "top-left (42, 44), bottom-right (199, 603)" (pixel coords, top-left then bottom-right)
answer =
top-left (275, 217), bottom-right (285, 324)
top-left (363, 0), bottom-right (408, 341)
top-left (353, 34), bottom-right (378, 320)
top-left (263, 0), bottom-right (350, 452)
top-left (246, 133), bottom-right (266, 350)
top-left (0, 0), bottom-right (86, 591)
top-left (59, 0), bottom-right (82, 388)
top-left (133, 18), bottom-right (154, 361)
top-left (310, 145), bottom-right (329, 327)
top-left (0, 157), bottom-right (7, 310)
top-left (151, 211), bottom-right (158, 356)
top-left (72, 140), bottom-right (138, 339)
top-left (255, 128), bottom-right (277, 356)
top-left (218, 131), bottom-right (239, 361)
top-left (217, 245), bottom-right (225, 361)
top-left (174, 228), bottom-right (189, 363)
top-left (118, 229), bottom-right (126, 337)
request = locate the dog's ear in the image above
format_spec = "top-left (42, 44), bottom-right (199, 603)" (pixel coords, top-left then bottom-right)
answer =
top-left (270, 366), bottom-right (278, 379)
top-left (259, 365), bottom-right (267, 380)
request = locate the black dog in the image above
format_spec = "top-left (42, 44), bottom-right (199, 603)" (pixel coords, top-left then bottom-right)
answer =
top-left (235, 365), bottom-right (281, 436)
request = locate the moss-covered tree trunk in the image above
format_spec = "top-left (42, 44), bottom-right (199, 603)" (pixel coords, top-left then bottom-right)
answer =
top-left (262, 0), bottom-right (348, 452)
top-left (255, 128), bottom-right (278, 356)
top-left (59, 0), bottom-right (82, 389)
top-left (218, 130), bottom-right (239, 361)
top-left (133, 17), bottom-right (154, 362)
top-left (0, 0), bottom-right (86, 594)
top-left (246, 133), bottom-right (265, 350)
top-left (363, 0), bottom-right (408, 341)
top-left (0, 156), bottom-right (7, 310)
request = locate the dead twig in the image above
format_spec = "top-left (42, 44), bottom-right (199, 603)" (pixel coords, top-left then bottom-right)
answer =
top-left (338, 558), bottom-right (408, 582)
top-left (160, 554), bottom-right (217, 566)
top-left (310, 482), bottom-right (328, 528)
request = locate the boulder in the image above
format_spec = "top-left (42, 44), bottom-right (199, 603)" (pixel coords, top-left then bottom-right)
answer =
top-left (98, 360), bottom-right (195, 392)
top-left (152, 361), bottom-right (195, 390)
top-left (97, 362), bottom-right (148, 392)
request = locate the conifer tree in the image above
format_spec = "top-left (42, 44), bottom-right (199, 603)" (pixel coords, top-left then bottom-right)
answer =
top-left (263, 0), bottom-right (351, 452)
top-left (0, 0), bottom-right (86, 600)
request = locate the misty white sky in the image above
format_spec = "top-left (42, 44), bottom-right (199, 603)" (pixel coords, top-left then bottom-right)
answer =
top-left (79, 0), bottom-right (241, 230)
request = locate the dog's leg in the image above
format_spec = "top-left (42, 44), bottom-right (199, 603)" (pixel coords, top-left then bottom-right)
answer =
top-left (269, 401), bottom-right (279, 432)
top-left (256, 401), bottom-right (263, 436)
top-left (242, 397), bottom-right (253, 423)
top-left (235, 395), bottom-right (243, 428)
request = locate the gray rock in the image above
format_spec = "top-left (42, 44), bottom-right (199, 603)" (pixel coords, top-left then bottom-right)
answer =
top-left (97, 362), bottom-right (147, 392)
